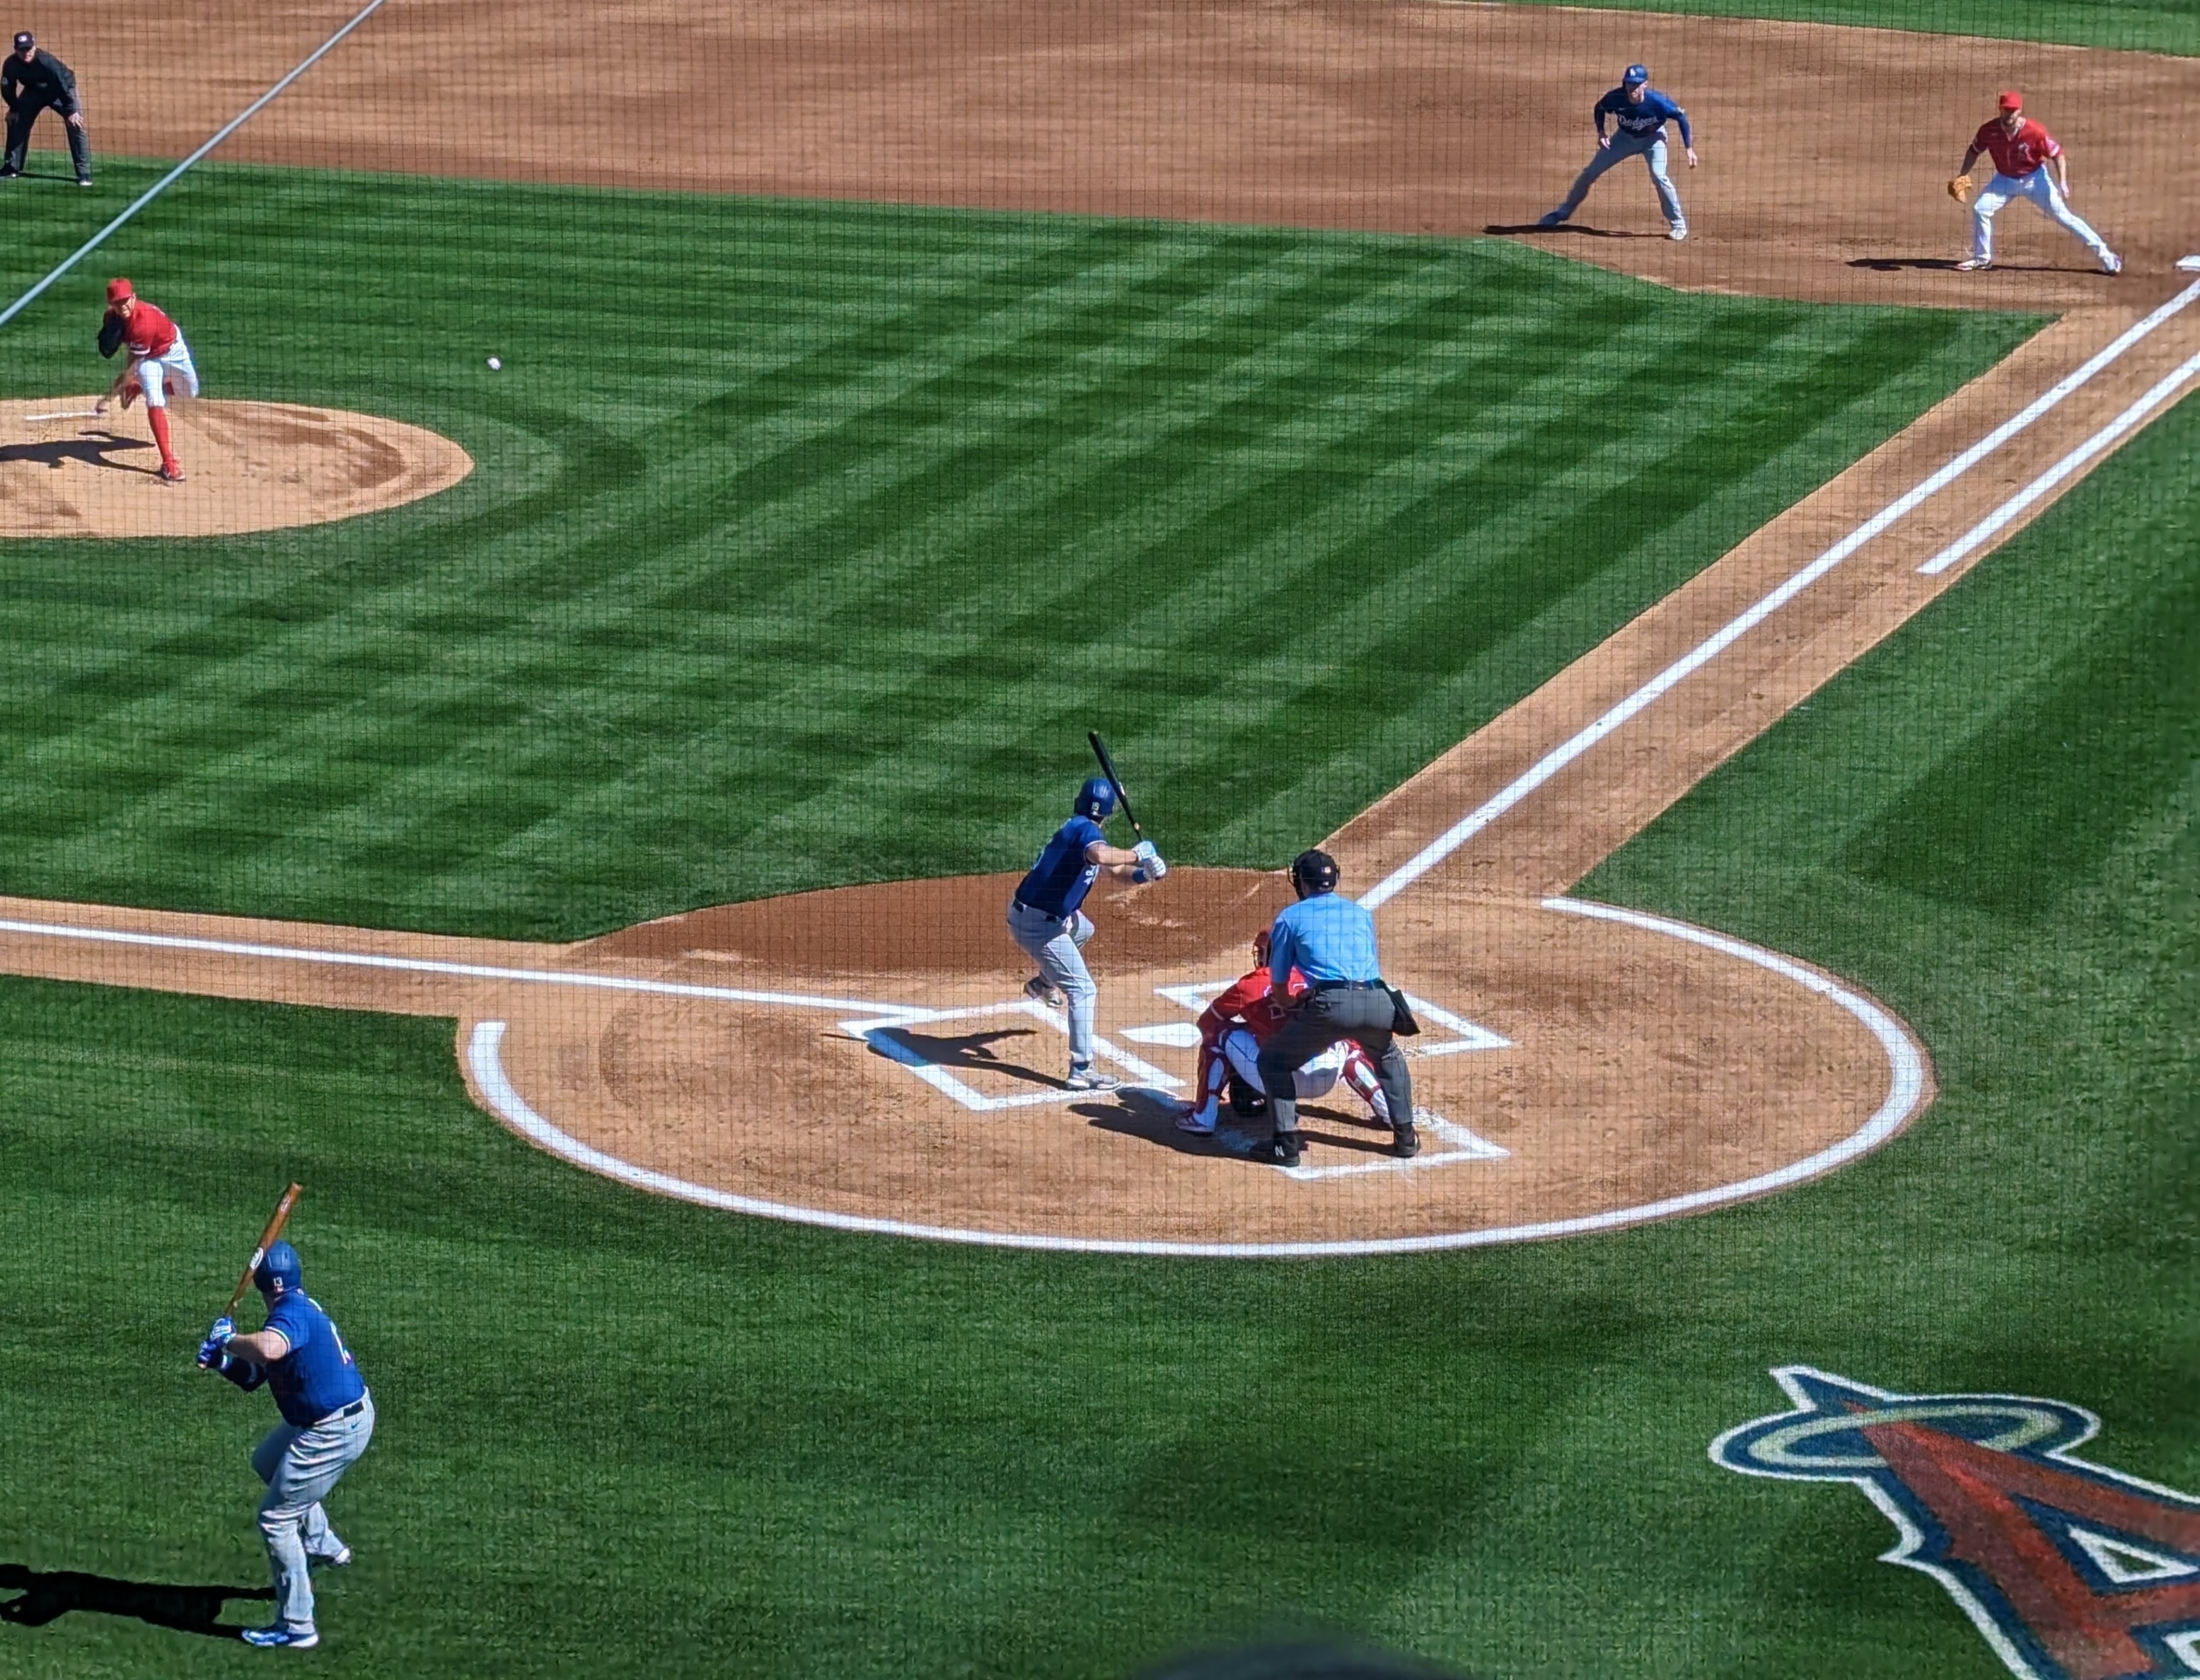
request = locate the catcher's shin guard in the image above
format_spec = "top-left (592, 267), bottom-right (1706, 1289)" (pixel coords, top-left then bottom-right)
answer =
top-left (1343, 1045), bottom-right (1390, 1124)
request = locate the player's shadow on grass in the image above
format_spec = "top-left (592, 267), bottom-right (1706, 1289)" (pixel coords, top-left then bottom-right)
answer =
top-left (1483, 222), bottom-right (1658, 239)
top-left (1085, 1092), bottom-right (1396, 1160)
top-left (0, 1563), bottom-right (272, 1639)
top-left (0, 433), bottom-right (157, 474)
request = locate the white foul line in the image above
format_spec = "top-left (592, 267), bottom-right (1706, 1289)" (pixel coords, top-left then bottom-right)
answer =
top-left (1357, 278), bottom-right (2200, 911)
top-left (0, 0), bottom-right (394, 333)
top-left (466, 898), bottom-right (1928, 1258)
top-left (1918, 349), bottom-right (2200, 574)
top-left (0, 916), bottom-right (903, 1014)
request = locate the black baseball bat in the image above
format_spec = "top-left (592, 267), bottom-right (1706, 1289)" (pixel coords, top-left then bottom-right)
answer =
top-left (1086, 731), bottom-right (1146, 841)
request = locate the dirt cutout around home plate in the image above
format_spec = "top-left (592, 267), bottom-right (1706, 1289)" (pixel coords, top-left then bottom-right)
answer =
top-left (0, 400), bottom-right (472, 537)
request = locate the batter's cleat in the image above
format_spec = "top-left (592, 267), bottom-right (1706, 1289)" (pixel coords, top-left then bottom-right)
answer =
top-left (1668, 223), bottom-right (1689, 241)
top-left (1392, 1122), bottom-right (1421, 1158)
top-left (1537, 209), bottom-right (1568, 227)
top-left (1957, 257), bottom-right (1992, 272)
top-left (2100, 251), bottom-right (2124, 274)
top-left (1174, 1105), bottom-right (1219, 1135)
top-left (1065, 1064), bottom-right (1121, 1092)
top-left (1262, 1132), bottom-right (1304, 1168)
top-left (1022, 975), bottom-right (1065, 1009)
top-left (157, 462), bottom-right (186, 484)
top-left (240, 1626), bottom-right (320, 1649)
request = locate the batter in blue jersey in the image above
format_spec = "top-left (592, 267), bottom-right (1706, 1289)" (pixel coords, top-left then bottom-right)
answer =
top-left (198, 1239), bottom-right (375, 1652)
top-left (1541, 64), bottom-right (1698, 241)
top-left (1006, 774), bottom-right (1165, 1090)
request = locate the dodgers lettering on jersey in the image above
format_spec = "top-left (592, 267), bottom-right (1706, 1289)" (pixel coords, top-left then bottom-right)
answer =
top-left (1973, 117), bottom-right (2060, 178)
top-left (263, 1292), bottom-right (367, 1427)
top-left (1014, 815), bottom-right (1105, 919)
top-left (1596, 86), bottom-right (1693, 148)
top-left (1267, 894), bottom-right (1384, 986)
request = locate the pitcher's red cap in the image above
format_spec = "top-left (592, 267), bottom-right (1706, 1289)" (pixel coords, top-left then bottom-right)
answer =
top-left (1998, 89), bottom-right (2024, 110)
top-left (106, 278), bottom-right (134, 304)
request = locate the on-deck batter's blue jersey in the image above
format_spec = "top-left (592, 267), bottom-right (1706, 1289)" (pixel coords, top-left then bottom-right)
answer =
top-left (1595, 86), bottom-right (1692, 148)
top-left (1015, 815), bottom-right (1105, 918)
top-left (1267, 892), bottom-right (1384, 986)
top-left (263, 1292), bottom-right (368, 1427)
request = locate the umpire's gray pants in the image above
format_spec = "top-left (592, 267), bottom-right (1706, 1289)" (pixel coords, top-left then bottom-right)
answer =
top-left (1555, 132), bottom-right (1684, 229)
top-left (1256, 985), bottom-right (1412, 1143)
top-left (1006, 900), bottom-right (1098, 1067)
top-left (253, 1390), bottom-right (375, 1633)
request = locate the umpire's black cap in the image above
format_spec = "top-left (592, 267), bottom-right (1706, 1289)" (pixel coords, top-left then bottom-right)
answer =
top-left (13, 33), bottom-right (34, 51)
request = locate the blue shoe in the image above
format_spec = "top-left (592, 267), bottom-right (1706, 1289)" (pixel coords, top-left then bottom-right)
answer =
top-left (241, 1625), bottom-right (320, 1649)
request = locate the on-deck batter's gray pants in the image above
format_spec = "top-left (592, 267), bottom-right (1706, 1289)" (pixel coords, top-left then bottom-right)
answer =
top-left (1554, 131), bottom-right (1684, 230)
top-left (1006, 900), bottom-right (1098, 1069)
top-left (252, 1390), bottom-right (375, 1633)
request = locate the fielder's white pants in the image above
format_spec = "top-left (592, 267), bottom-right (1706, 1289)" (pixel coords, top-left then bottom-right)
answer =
top-left (1223, 1028), bottom-right (1345, 1100)
top-left (1971, 171), bottom-right (2111, 264)
top-left (135, 333), bottom-right (200, 407)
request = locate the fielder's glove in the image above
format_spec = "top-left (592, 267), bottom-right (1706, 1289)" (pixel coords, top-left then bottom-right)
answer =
top-left (1133, 840), bottom-right (1168, 882)
top-left (196, 1317), bottom-right (235, 1369)
top-left (1947, 176), bottom-right (1974, 205)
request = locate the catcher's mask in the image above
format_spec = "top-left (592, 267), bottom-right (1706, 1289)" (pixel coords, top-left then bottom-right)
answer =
top-left (1253, 928), bottom-right (1273, 965)
top-left (1289, 849), bottom-right (1340, 899)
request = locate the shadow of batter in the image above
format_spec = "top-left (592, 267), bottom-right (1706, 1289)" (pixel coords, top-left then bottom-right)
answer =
top-left (0, 1562), bottom-right (271, 1639)
top-left (0, 432), bottom-right (158, 473)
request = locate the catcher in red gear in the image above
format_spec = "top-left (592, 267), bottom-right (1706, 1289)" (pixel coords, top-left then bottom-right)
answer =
top-left (1175, 931), bottom-right (1393, 1135)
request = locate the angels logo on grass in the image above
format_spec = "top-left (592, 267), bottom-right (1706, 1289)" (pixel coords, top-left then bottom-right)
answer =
top-left (1713, 1367), bottom-right (2200, 1679)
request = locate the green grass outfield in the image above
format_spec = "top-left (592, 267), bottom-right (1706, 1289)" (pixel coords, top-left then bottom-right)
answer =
top-left (1506, 0), bottom-right (2200, 57)
top-left (0, 166), bottom-right (2191, 1678)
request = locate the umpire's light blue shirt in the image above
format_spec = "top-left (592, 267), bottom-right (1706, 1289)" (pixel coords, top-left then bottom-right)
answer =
top-left (1267, 891), bottom-right (1384, 985)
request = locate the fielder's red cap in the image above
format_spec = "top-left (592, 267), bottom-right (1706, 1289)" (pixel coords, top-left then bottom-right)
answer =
top-left (106, 278), bottom-right (134, 304)
top-left (1998, 89), bottom-right (2024, 110)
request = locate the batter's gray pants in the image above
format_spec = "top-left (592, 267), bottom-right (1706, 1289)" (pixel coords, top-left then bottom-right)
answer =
top-left (1554, 133), bottom-right (1684, 230)
top-left (1006, 900), bottom-right (1098, 1068)
top-left (252, 1390), bottom-right (375, 1634)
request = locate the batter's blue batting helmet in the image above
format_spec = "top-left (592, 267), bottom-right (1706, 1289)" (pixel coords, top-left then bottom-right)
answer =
top-left (1073, 776), bottom-right (1117, 820)
top-left (254, 1240), bottom-right (302, 1297)
top-left (1623, 63), bottom-right (1650, 83)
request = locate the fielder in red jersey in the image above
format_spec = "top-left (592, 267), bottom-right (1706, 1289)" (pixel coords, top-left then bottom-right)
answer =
top-left (93, 277), bottom-right (200, 482)
top-left (1175, 931), bottom-right (1390, 1135)
top-left (1955, 92), bottom-right (2119, 275)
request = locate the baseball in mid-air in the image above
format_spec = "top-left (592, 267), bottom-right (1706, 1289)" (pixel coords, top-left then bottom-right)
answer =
top-left (486, 356), bottom-right (502, 370)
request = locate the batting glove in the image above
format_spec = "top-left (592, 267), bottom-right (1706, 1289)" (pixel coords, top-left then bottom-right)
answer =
top-left (196, 1317), bottom-right (235, 1369)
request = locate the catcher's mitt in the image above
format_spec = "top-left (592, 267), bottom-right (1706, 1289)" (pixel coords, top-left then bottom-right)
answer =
top-left (97, 312), bottom-right (125, 358)
top-left (1947, 176), bottom-right (1975, 205)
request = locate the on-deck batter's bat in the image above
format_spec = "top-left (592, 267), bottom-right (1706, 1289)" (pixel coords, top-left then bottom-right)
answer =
top-left (221, 1182), bottom-right (303, 1318)
top-left (1087, 730), bottom-right (1146, 842)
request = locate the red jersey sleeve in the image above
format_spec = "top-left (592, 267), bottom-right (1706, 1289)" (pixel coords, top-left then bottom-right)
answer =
top-left (1200, 969), bottom-right (1274, 1040)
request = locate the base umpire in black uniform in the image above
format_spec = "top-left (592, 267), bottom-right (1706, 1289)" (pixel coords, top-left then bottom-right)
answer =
top-left (3, 32), bottom-right (91, 186)
top-left (1256, 849), bottom-right (1417, 1168)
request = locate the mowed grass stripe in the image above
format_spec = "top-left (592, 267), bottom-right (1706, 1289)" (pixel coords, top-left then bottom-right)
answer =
top-left (0, 165), bottom-right (2027, 934)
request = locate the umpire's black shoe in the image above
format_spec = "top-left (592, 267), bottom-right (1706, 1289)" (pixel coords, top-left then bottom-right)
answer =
top-left (1393, 1123), bottom-right (1420, 1158)
top-left (1262, 1132), bottom-right (1304, 1168)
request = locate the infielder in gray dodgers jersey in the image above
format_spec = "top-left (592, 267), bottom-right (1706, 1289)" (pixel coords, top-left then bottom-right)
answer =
top-left (197, 1239), bottom-right (374, 1652)
top-left (1542, 63), bottom-right (1697, 239)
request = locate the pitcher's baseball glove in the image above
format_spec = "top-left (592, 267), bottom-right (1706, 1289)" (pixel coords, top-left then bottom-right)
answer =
top-left (1947, 176), bottom-right (1975, 205)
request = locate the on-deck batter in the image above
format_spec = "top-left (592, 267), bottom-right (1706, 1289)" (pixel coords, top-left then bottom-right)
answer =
top-left (1955, 91), bottom-right (2119, 274)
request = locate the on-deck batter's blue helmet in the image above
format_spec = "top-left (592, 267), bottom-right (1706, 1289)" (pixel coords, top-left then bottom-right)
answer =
top-left (1074, 776), bottom-right (1117, 820)
top-left (1623, 63), bottom-right (1650, 84)
top-left (254, 1240), bottom-right (302, 1298)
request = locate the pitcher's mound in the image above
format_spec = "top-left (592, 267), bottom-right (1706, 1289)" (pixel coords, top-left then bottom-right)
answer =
top-left (0, 398), bottom-right (471, 537)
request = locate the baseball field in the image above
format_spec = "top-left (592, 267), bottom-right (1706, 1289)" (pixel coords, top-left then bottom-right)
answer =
top-left (0, 0), bottom-right (2194, 1674)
